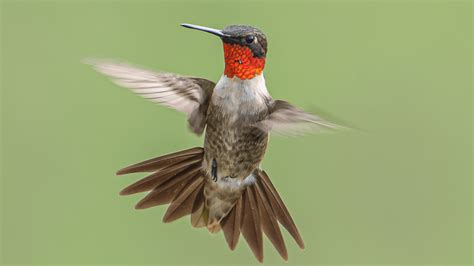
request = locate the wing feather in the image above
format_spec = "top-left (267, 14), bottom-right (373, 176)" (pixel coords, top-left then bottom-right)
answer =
top-left (85, 59), bottom-right (215, 135)
top-left (257, 100), bottom-right (346, 136)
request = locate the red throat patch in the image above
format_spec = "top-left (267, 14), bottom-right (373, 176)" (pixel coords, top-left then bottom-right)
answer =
top-left (223, 43), bottom-right (265, 80)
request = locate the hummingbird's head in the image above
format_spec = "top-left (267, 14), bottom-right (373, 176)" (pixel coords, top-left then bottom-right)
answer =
top-left (181, 23), bottom-right (267, 80)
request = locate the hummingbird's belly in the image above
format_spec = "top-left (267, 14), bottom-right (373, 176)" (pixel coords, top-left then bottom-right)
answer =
top-left (203, 119), bottom-right (268, 181)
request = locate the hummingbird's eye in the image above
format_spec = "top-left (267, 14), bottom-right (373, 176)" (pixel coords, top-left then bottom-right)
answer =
top-left (245, 35), bottom-right (255, 44)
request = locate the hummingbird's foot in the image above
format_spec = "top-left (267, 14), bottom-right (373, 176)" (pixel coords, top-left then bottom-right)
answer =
top-left (211, 158), bottom-right (218, 182)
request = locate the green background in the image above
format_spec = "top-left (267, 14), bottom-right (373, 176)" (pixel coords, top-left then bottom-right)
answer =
top-left (1, 0), bottom-right (471, 265)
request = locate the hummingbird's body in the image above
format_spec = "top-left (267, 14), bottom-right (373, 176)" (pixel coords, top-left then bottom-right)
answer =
top-left (203, 74), bottom-right (270, 230)
top-left (87, 23), bottom-right (342, 262)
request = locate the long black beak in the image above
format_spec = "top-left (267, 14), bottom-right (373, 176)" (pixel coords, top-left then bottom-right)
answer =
top-left (181, 23), bottom-right (228, 38)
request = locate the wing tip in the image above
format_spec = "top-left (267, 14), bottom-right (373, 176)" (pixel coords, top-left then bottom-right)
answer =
top-left (81, 57), bottom-right (119, 66)
top-left (81, 57), bottom-right (96, 65)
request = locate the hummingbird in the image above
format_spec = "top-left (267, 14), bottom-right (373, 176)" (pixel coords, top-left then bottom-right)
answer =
top-left (86, 23), bottom-right (343, 262)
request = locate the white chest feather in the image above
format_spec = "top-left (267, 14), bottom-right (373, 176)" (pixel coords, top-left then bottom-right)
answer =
top-left (211, 74), bottom-right (270, 119)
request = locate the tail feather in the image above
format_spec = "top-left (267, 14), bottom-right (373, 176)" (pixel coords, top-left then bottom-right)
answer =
top-left (240, 186), bottom-right (264, 263)
top-left (191, 199), bottom-right (208, 228)
top-left (221, 197), bottom-right (242, 250)
top-left (256, 170), bottom-right (305, 249)
top-left (116, 147), bottom-right (203, 175)
top-left (135, 166), bottom-right (201, 209)
top-left (190, 182), bottom-right (208, 228)
top-left (163, 176), bottom-right (204, 223)
top-left (119, 158), bottom-right (202, 195)
top-left (254, 181), bottom-right (288, 261)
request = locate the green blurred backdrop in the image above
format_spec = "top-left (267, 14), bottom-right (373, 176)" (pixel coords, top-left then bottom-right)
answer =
top-left (1, 0), bottom-right (471, 265)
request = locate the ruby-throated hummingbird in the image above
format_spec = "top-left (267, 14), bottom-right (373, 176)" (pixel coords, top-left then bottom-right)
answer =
top-left (86, 23), bottom-right (343, 262)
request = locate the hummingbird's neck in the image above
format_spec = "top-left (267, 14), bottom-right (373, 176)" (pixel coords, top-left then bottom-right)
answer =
top-left (223, 43), bottom-right (265, 80)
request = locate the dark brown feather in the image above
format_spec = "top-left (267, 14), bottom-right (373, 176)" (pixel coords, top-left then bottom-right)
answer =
top-left (117, 147), bottom-right (203, 175)
top-left (256, 170), bottom-right (305, 249)
top-left (190, 185), bottom-right (207, 227)
top-left (119, 160), bottom-right (201, 196)
top-left (240, 186), bottom-right (264, 262)
top-left (163, 176), bottom-right (204, 223)
top-left (134, 166), bottom-right (201, 209)
top-left (221, 197), bottom-right (242, 250)
top-left (191, 200), bottom-right (208, 228)
top-left (254, 181), bottom-right (288, 260)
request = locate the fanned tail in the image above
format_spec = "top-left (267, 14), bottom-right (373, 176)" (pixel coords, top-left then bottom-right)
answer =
top-left (118, 150), bottom-right (303, 263)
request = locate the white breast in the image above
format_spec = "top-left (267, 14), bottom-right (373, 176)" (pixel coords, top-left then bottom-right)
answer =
top-left (211, 74), bottom-right (270, 120)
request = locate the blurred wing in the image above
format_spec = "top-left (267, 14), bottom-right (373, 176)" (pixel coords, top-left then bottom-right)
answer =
top-left (85, 59), bottom-right (215, 135)
top-left (257, 100), bottom-right (346, 136)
